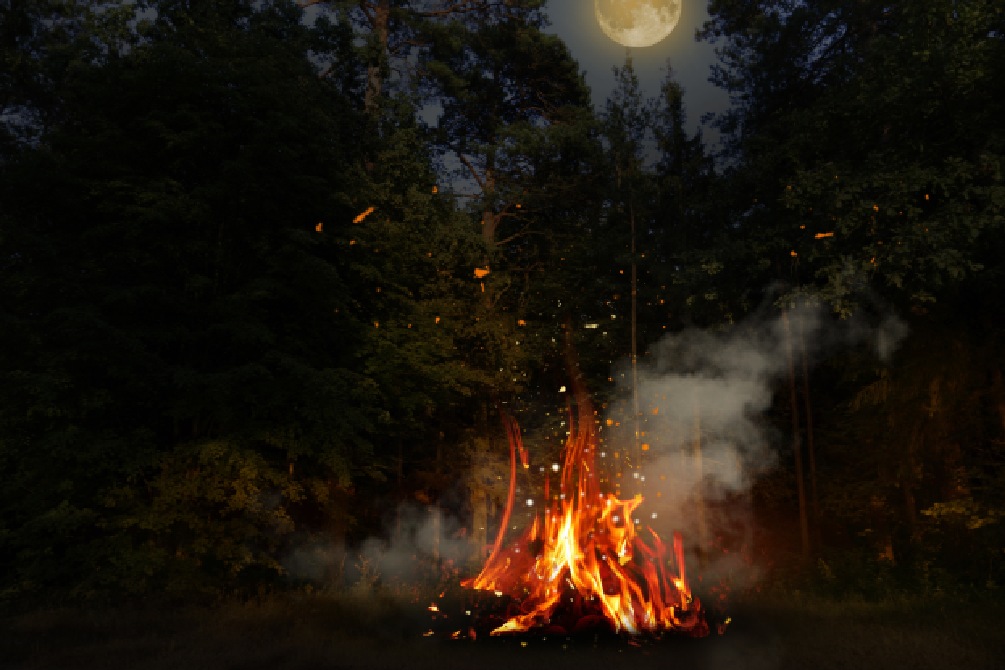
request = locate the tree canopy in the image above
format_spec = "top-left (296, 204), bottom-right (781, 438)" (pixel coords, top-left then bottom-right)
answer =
top-left (1, 0), bottom-right (1002, 603)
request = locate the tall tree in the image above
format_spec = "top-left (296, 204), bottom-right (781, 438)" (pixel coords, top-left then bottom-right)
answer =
top-left (701, 0), bottom-right (1005, 574)
top-left (648, 64), bottom-right (734, 331)
top-left (701, 0), bottom-right (1004, 313)
top-left (0, 0), bottom-right (392, 599)
top-left (419, 0), bottom-right (607, 556)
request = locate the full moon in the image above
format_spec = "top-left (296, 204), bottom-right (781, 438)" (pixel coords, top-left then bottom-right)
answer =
top-left (595, 0), bottom-right (682, 48)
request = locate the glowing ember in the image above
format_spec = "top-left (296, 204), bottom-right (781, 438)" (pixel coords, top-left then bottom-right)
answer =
top-left (353, 205), bottom-right (375, 224)
top-left (462, 399), bottom-right (707, 637)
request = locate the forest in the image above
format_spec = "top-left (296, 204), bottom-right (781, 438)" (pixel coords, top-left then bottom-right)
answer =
top-left (1, 1), bottom-right (1003, 666)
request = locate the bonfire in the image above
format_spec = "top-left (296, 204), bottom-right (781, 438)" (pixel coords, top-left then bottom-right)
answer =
top-left (460, 395), bottom-right (708, 638)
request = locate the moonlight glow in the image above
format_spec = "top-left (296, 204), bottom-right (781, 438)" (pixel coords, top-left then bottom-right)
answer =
top-left (595, 0), bottom-right (682, 48)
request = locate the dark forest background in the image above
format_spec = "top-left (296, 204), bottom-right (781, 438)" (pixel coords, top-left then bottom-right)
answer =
top-left (1, 0), bottom-right (1003, 608)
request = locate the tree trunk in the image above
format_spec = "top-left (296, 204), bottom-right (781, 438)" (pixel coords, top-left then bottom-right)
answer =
top-left (629, 199), bottom-right (641, 475)
top-left (481, 208), bottom-right (498, 249)
top-left (363, 0), bottom-right (390, 118)
top-left (432, 432), bottom-right (443, 563)
top-left (992, 367), bottom-right (1005, 438)
top-left (782, 308), bottom-right (811, 560)
top-left (469, 401), bottom-right (492, 563)
top-left (693, 400), bottom-right (708, 550)
top-left (871, 492), bottom-right (896, 564)
top-left (480, 166), bottom-right (498, 248)
top-left (395, 438), bottom-right (404, 539)
top-left (471, 492), bottom-right (487, 563)
top-left (431, 507), bottom-right (441, 563)
top-left (902, 427), bottom-right (922, 549)
top-left (797, 312), bottom-right (821, 553)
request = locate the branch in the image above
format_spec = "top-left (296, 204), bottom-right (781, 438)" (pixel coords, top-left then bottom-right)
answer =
top-left (495, 228), bottom-right (543, 247)
top-left (415, 0), bottom-right (486, 18)
top-left (457, 152), bottom-right (486, 191)
top-left (497, 205), bottom-right (524, 220)
top-left (360, 1), bottom-right (375, 27)
top-left (486, 275), bottom-right (511, 310)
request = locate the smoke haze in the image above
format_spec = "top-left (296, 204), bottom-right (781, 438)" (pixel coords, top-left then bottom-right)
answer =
top-left (285, 301), bottom-right (906, 604)
top-left (602, 301), bottom-right (907, 580)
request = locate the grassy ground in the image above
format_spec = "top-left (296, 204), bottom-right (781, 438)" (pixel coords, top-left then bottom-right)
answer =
top-left (2, 591), bottom-right (1003, 670)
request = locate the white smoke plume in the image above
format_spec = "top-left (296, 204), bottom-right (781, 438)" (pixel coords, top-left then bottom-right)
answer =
top-left (284, 301), bottom-right (908, 604)
top-left (601, 300), bottom-right (907, 582)
top-left (284, 503), bottom-right (470, 597)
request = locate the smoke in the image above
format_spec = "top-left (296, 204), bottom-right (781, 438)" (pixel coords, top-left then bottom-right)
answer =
top-left (284, 503), bottom-right (470, 598)
top-left (602, 300), bottom-right (907, 582)
top-left (282, 300), bottom-right (908, 614)
top-left (284, 539), bottom-right (348, 583)
top-left (355, 504), bottom-right (471, 583)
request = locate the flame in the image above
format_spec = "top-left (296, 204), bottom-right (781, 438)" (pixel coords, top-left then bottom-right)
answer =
top-left (462, 399), bottom-right (706, 637)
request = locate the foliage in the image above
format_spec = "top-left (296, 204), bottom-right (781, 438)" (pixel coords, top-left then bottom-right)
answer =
top-left (699, 0), bottom-right (1005, 593)
top-left (1, 0), bottom-right (1004, 606)
top-left (0, 0), bottom-right (451, 601)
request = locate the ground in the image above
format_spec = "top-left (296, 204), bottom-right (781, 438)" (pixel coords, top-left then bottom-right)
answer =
top-left (2, 592), bottom-right (1002, 670)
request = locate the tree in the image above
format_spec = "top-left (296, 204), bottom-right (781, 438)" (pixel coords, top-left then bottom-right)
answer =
top-left (647, 64), bottom-right (737, 331)
top-left (418, 0), bottom-right (611, 557)
top-left (700, 0), bottom-right (1005, 576)
top-left (0, 0), bottom-right (386, 599)
top-left (701, 0), bottom-right (1005, 313)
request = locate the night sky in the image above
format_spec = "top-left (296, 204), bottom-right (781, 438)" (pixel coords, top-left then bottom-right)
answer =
top-left (543, 0), bottom-right (731, 139)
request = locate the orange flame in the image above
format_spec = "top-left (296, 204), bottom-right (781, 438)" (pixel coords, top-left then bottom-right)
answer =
top-left (462, 400), bottom-right (706, 637)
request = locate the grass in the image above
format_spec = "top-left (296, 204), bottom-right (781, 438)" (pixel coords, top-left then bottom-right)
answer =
top-left (2, 590), bottom-right (1003, 670)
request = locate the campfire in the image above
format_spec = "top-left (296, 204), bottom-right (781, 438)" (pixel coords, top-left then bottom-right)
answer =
top-left (459, 396), bottom-right (709, 638)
